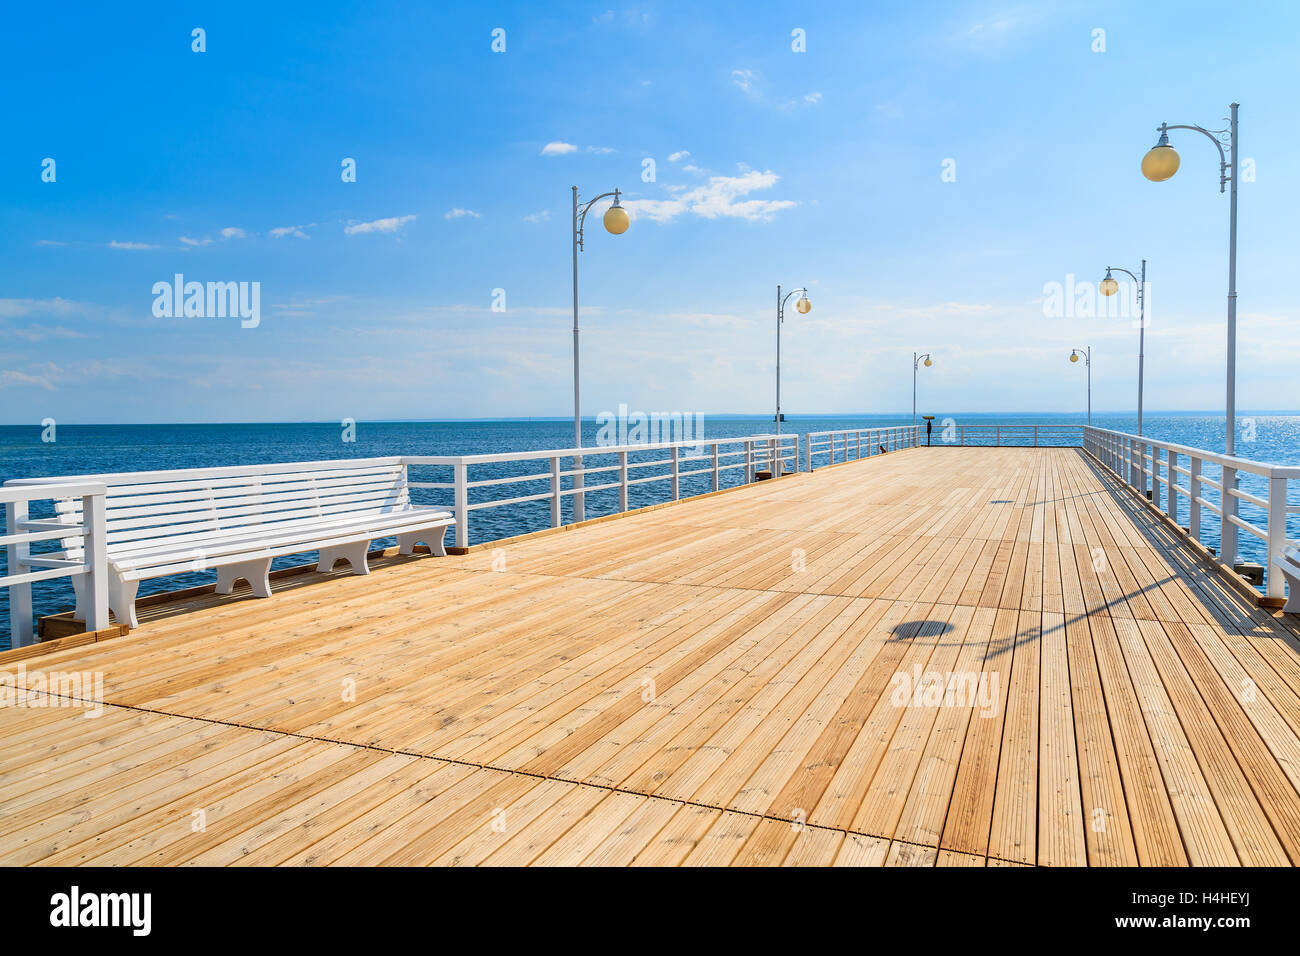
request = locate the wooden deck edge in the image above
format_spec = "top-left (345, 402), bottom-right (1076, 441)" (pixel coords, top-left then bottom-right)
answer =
top-left (1082, 449), bottom-right (1286, 612)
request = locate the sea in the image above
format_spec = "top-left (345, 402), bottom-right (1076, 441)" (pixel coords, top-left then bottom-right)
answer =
top-left (3, 412), bottom-right (1298, 649)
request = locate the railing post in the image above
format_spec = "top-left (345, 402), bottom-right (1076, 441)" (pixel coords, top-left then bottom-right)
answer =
top-left (768, 438), bottom-right (777, 477)
top-left (573, 453), bottom-right (585, 524)
top-left (1189, 457), bottom-right (1202, 539)
top-left (856, 430), bottom-right (862, 460)
top-left (549, 457), bottom-right (561, 528)
top-left (619, 451), bottom-right (629, 512)
top-left (1221, 465), bottom-right (1238, 564)
top-left (670, 447), bottom-right (680, 499)
top-left (745, 440), bottom-right (754, 482)
top-left (453, 461), bottom-right (469, 547)
top-left (1266, 474), bottom-right (1288, 601)
top-left (6, 495), bottom-right (34, 648)
top-left (996, 426), bottom-right (1001, 446)
top-left (711, 443), bottom-right (720, 492)
top-left (82, 490), bottom-right (109, 632)
top-left (1165, 448), bottom-right (1177, 519)
top-left (1034, 425), bottom-right (1039, 447)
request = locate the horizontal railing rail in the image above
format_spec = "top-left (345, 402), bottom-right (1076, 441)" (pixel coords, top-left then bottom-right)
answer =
top-left (4, 482), bottom-right (109, 648)
top-left (935, 424), bottom-right (1085, 447)
top-left (1083, 425), bottom-right (1300, 603)
top-left (404, 434), bottom-right (799, 550)
top-left (804, 426), bottom-right (920, 470)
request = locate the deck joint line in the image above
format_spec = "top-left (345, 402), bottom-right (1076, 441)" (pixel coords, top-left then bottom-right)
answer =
top-left (21, 687), bottom-right (926, 853)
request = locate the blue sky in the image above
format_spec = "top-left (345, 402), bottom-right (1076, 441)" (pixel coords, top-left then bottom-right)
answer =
top-left (3, 0), bottom-right (1298, 424)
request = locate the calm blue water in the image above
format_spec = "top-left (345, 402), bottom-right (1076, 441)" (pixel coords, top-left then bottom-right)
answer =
top-left (3, 412), bottom-right (1297, 649)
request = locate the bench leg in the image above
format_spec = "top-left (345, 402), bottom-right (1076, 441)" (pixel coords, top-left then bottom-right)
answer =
top-left (1284, 573), bottom-right (1300, 614)
top-left (216, 558), bottom-right (273, 599)
top-left (397, 525), bottom-right (447, 558)
top-left (108, 571), bottom-right (140, 630)
top-left (317, 541), bottom-right (371, 576)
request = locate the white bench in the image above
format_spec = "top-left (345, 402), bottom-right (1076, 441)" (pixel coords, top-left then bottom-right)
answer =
top-left (1276, 545), bottom-right (1300, 614)
top-left (17, 458), bottom-right (453, 629)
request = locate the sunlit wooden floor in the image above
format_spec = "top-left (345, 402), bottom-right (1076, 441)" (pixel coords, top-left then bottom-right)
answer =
top-left (3, 446), bottom-right (1299, 866)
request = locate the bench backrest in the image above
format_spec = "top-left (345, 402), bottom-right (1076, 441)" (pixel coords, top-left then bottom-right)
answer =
top-left (27, 459), bottom-right (411, 555)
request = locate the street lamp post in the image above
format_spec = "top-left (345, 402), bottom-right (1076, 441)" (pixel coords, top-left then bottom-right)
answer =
top-left (912, 352), bottom-right (932, 428)
top-left (1069, 347), bottom-right (1091, 425)
top-left (1141, 103), bottom-right (1239, 562)
top-left (1099, 261), bottom-right (1147, 435)
top-left (571, 185), bottom-right (629, 521)
top-left (775, 284), bottom-right (811, 476)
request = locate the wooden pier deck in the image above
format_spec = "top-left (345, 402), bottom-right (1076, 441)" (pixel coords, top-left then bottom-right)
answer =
top-left (3, 446), bottom-right (1299, 866)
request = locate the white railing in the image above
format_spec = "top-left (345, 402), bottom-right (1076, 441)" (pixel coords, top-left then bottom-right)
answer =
top-left (1, 436), bottom-right (797, 646)
top-left (4, 482), bottom-right (109, 648)
top-left (1084, 425), bottom-right (1300, 602)
top-left (804, 426), bottom-right (919, 470)
top-left (404, 434), bottom-right (799, 550)
top-left (936, 424), bottom-right (1084, 446)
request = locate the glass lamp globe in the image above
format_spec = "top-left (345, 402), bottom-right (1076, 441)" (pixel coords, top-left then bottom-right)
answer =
top-left (1142, 144), bottom-right (1180, 182)
top-left (795, 296), bottom-right (811, 314)
top-left (1070, 352), bottom-right (1080, 363)
top-left (603, 203), bottom-right (630, 235)
top-left (1099, 275), bottom-right (1120, 297)
top-left (923, 357), bottom-right (932, 367)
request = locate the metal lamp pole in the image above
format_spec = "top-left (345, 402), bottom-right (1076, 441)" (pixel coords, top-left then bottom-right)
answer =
top-left (571, 185), bottom-right (628, 521)
top-left (1070, 347), bottom-right (1091, 424)
top-left (1142, 103), bottom-right (1239, 562)
top-left (1101, 261), bottom-right (1147, 434)
top-left (775, 284), bottom-right (810, 476)
top-left (912, 352), bottom-right (932, 428)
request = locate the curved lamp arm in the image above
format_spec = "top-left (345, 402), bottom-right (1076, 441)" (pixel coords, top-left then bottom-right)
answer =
top-left (1157, 122), bottom-right (1231, 192)
top-left (575, 188), bottom-right (622, 250)
top-left (778, 286), bottom-right (809, 321)
top-left (1104, 265), bottom-right (1144, 306)
top-left (913, 351), bottom-right (932, 369)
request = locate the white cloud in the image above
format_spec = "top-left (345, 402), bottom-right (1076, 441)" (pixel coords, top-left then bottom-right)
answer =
top-left (444, 208), bottom-right (482, 220)
top-left (623, 169), bottom-right (796, 223)
top-left (0, 297), bottom-right (84, 318)
top-left (0, 368), bottom-right (56, 390)
top-left (731, 69), bottom-right (756, 94)
top-left (107, 240), bottom-right (156, 250)
top-left (541, 141), bottom-right (578, 156)
top-left (179, 236), bottom-right (213, 246)
top-left (7, 325), bottom-right (86, 342)
top-left (523, 210), bottom-right (551, 223)
top-left (668, 150), bottom-right (690, 163)
top-left (35, 239), bottom-right (66, 246)
top-left (220, 227), bottom-right (247, 240)
top-left (682, 164), bottom-right (702, 173)
top-left (344, 215), bottom-right (417, 235)
top-left (586, 146), bottom-right (616, 154)
top-left (270, 224), bottom-right (314, 239)
top-left (804, 92), bottom-right (822, 104)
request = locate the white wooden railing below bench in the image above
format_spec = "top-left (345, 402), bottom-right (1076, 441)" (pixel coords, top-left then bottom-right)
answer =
top-left (5, 458), bottom-right (453, 642)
